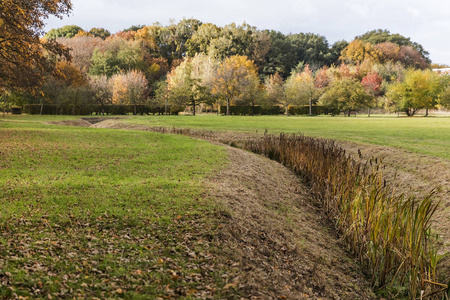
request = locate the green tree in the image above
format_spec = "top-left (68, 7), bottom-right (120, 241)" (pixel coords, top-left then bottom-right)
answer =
top-left (262, 31), bottom-right (297, 78)
top-left (386, 69), bottom-right (442, 116)
top-left (208, 23), bottom-right (254, 60)
top-left (89, 39), bottom-right (146, 77)
top-left (45, 25), bottom-right (83, 39)
top-left (319, 78), bottom-right (372, 116)
top-left (89, 28), bottom-right (111, 40)
top-left (186, 23), bottom-right (222, 56)
top-left (329, 40), bottom-right (349, 65)
top-left (123, 25), bottom-right (145, 32)
top-left (288, 33), bottom-right (333, 69)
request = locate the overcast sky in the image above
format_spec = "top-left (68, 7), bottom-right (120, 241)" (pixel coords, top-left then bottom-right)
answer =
top-left (44, 0), bottom-right (450, 64)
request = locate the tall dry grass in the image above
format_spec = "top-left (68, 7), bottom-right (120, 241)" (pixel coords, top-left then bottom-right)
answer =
top-left (240, 133), bottom-right (444, 298)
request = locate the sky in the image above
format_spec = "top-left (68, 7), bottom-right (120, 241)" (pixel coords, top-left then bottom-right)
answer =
top-left (44, 0), bottom-right (450, 65)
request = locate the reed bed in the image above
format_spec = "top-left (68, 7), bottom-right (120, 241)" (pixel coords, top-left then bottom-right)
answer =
top-left (240, 133), bottom-right (446, 298)
top-left (133, 124), bottom-right (447, 298)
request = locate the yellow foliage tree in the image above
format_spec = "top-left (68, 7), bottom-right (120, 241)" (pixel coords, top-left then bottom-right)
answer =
top-left (112, 70), bottom-right (148, 114)
top-left (212, 55), bottom-right (258, 115)
top-left (340, 39), bottom-right (382, 65)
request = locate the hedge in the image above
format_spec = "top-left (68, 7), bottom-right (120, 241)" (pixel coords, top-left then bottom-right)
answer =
top-left (23, 104), bottom-right (184, 115)
top-left (219, 106), bottom-right (283, 115)
top-left (288, 105), bottom-right (335, 115)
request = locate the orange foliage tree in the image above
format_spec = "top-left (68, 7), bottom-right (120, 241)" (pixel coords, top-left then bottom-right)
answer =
top-left (0, 0), bottom-right (72, 90)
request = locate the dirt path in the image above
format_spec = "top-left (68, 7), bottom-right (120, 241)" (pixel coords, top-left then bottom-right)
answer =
top-left (208, 146), bottom-right (375, 299)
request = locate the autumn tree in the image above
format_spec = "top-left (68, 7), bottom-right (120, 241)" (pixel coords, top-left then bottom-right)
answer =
top-left (58, 36), bottom-right (103, 74)
top-left (213, 55), bottom-right (259, 115)
top-left (0, 0), bottom-right (72, 90)
top-left (398, 46), bottom-right (428, 70)
top-left (40, 61), bottom-right (91, 114)
top-left (264, 72), bottom-right (305, 115)
top-left (315, 66), bottom-right (331, 89)
top-left (356, 29), bottom-right (430, 63)
top-left (88, 75), bottom-right (112, 114)
top-left (340, 39), bottom-right (382, 65)
top-left (296, 65), bottom-right (322, 115)
top-left (111, 70), bottom-right (148, 114)
top-left (361, 72), bottom-right (383, 116)
top-left (167, 54), bottom-right (217, 115)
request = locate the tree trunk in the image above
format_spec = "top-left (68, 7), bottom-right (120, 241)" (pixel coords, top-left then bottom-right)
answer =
top-left (425, 107), bottom-right (429, 117)
top-left (286, 105), bottom-right (289, 116)
top-left (368, 107), bottom-right (371, 117)
top-left (309, 98), bottom-right (312, 115)
top-left (165, 97), bottom-right (168, 115)
top-left (134, 102), bottom-right (137, 115)
top-left (192, 100), bottom-right (196, 116)
top-left (40, 99), bottom-right (44, 115)
top-left (226, 98), bottom-right (230, 116)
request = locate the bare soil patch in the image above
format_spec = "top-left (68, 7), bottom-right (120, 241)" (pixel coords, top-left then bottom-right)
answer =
top-left (48, 117), bottom-right (122, 127)
top-left (48, 119), bottom-right (93, 127)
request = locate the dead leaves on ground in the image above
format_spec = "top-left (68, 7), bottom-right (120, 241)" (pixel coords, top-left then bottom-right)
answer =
top-left (0, 213), bottom-right (240, 299)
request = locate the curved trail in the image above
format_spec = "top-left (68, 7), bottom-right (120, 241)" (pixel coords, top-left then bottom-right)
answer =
top-left (207, 146), bottom-right (375, 298)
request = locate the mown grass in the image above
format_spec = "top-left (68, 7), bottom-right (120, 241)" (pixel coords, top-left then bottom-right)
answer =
top-left (121, 114), bottom-right (450, 160)
top-left (0, 119), bottom-right (233, 298)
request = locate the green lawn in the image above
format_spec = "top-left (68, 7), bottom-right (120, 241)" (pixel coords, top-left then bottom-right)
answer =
top-left (122, 114), bottom-right (450, 160)
top-left (0, 118), bottom-right (232, 298)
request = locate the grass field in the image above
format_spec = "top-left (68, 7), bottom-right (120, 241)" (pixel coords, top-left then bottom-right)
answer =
top-left (0, 118), bottom-right (234, 298)
top-left (122, 114), bottom-right (450, 160)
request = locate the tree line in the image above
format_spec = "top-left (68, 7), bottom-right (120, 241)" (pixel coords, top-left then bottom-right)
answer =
top-left (1, 7), bottom-right (450, 116)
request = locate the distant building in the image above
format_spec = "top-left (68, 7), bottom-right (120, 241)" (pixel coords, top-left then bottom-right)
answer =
top-left (432, 68), bottom-right (450, 75)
